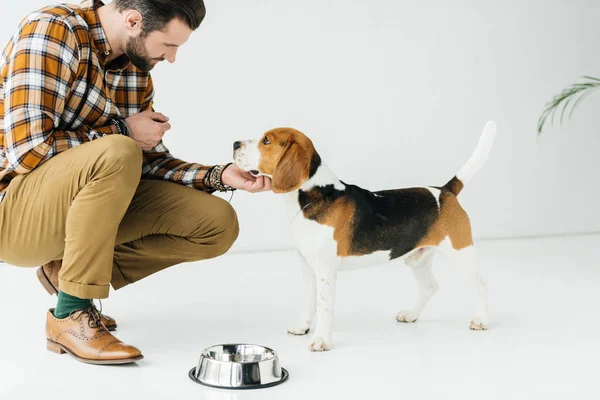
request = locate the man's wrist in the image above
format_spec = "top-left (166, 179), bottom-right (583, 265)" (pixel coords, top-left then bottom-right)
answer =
top-left (110, 118), bottom-right (130, 136)
top-left (204, 163), bottom-right (235, 192)
top-left (120, 118), bottom-right (131, 136)
top-left (203, 166), bottom-right (216, 190)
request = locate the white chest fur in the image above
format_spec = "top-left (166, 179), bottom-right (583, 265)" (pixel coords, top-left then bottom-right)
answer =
top-left (284, 191), bottom-right (330, 265)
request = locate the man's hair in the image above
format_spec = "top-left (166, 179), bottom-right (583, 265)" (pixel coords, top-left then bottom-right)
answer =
top-left (114, 0), bottom-right (206, 33)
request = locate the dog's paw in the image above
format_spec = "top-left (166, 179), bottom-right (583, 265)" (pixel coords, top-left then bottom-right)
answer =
top-left (469, 318), bottom-right (488, 331)
top-left (396, 310), bottom-right (418, 323)
top-left (287, 322), bottom-right (310, 335)
top-left (308, 335), bottom-right (331, 352)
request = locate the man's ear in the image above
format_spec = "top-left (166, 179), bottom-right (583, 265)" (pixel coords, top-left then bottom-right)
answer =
top-left (124, 9), bottom-right (143, 32)
top-left (272, 141), bottom-right (308, 193)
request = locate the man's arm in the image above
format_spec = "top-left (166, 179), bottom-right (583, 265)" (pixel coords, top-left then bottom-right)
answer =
top-left (141, 141), bottom-right (214, 191)
top-left (141, 142), bottom-right (272, 193)
top-left (2, 18), bottom-right (116, 176)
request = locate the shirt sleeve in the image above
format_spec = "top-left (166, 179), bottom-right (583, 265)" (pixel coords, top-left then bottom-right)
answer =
top-left (2, 18), bottom-right (114, 176)
top-left (138, 75), bottom-right (215, 192)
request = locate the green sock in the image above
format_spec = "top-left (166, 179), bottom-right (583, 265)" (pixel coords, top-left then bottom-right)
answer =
top-left (53, 291), bottom-right (93, 319)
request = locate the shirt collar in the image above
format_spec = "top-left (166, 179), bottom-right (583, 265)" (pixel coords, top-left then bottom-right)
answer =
top-left (82, 0), bottom-right (130, 70)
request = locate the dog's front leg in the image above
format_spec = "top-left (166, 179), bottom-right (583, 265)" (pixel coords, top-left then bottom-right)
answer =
top-left (308, 255), bottom-right (340, 352)
top-left (288, 252), bottom-right (316, 335)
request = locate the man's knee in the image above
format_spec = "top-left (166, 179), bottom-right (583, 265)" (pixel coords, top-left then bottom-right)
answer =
top-left (189, 196), bottom-right (239, 259)
top-left (96, 135), bottom-right (143, 169)
top-left (92, 135), bottom-right (143, 183)
top-left (210, 198), bottom-right (240, 256)
top-left (102, 135), bottom-right (143, 161)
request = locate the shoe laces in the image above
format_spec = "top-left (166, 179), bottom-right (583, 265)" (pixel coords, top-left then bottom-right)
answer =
top-left (68, 303), bottom-right (105, 330)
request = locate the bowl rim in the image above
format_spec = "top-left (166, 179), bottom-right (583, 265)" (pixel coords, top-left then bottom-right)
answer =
top-left (200, 343), bottom-right (278, 364)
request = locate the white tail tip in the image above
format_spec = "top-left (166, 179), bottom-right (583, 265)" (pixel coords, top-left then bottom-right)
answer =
top-left (456, 121), bottom-right (497, 185)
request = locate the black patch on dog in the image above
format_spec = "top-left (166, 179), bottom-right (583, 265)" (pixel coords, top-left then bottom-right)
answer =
top-left (298, 184), bottom-right (344, 215)
top-left (298, 183), bottom-right (440, 259)
top-left (308, 152), bottom-right (322, 178)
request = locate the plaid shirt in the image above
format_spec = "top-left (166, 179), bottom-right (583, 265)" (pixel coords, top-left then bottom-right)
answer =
top-left (0, 0), bottom-right (213, 203)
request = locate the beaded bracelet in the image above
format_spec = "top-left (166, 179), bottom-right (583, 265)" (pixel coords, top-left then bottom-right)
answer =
top-left (203, 163), bottom-right (235, 192)
top-left (110, 118), bottom-right (130, 136)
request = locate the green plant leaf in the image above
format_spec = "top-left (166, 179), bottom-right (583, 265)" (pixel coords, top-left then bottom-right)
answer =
top-left (537, 76), bottom-right (600, 134)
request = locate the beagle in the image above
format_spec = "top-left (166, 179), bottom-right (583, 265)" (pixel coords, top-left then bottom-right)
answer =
top-left (233, 122), bottom-right (496, 352)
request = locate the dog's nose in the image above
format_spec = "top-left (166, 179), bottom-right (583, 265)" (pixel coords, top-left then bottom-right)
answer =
top-left (233, 141), bottom-right (241, 151)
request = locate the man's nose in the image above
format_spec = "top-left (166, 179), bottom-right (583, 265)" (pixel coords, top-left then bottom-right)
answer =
top-left (161, 50), bottom-right (176, 64)
top-left (233, 141), bottom-right (242, 151)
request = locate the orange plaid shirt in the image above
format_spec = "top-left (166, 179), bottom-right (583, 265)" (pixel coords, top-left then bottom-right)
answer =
top-left (0, 0), bottom-right (213, 203)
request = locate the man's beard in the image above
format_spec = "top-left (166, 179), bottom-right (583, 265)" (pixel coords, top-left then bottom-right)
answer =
top-left (125, 34), bottom-right (157, 72)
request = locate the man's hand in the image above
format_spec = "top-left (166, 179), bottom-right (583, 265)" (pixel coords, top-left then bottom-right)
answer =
top-left (221, 163), bottom-right (272, 193)
top-left (125, 110), bottom-right (171, 151)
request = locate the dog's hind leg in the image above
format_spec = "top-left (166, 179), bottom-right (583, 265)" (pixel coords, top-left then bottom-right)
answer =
top-left (440, 243), bottom-right (488, 330)
top-left (288, 253), bottom-right (316, 335)
top-left (396, 247), bottom-right (438, 323)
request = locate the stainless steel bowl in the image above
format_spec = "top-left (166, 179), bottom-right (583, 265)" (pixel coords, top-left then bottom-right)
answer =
top-left (189, 344), bottom-right (289, 390)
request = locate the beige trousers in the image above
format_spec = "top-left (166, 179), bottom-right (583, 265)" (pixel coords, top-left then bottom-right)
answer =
top-left (0, 135), bottom-right (239, 298)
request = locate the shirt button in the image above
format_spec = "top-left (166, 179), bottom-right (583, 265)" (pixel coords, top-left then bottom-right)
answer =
top-left (104, 50), bottom-right (110, 56)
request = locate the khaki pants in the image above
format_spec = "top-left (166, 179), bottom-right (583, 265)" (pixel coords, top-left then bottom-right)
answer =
top-left (0, 135), bottom-right (239, 298)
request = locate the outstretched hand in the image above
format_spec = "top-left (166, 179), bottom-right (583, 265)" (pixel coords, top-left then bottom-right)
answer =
top-left (221, 164), bottom-right (272, 193)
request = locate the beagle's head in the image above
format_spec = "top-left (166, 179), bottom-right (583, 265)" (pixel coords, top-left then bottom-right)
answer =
top-left (233, 128), bottom-right (320, 193)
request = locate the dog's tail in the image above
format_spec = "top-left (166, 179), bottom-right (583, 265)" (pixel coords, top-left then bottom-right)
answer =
top-left (442, 121), bottom-right (497, 196)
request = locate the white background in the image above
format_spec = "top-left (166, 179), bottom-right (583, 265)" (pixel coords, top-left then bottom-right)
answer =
top-left (1, 2), bottom-right (599, 399)
top-left (2, 0), bottom-right (599, 252)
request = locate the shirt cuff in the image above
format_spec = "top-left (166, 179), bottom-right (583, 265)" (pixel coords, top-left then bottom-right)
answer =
top-left (192, 166), bottom-right (216, 193)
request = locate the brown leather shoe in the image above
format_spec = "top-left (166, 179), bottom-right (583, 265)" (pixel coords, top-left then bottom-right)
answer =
top-left (46, 307), bottom-right (143, 365)
top-left (37, 261), bottom-right (118, 331)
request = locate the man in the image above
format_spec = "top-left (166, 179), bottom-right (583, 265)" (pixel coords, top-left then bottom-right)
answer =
top-left (0, 0), bottom-right (271, 365)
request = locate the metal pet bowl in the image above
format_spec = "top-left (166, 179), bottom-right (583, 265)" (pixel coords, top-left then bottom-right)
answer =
top-left (189, 344), bottom-right (289, 390)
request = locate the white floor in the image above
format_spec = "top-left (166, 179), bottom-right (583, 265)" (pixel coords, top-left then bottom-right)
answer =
top-left (0, 234), bottom-right (598, 400)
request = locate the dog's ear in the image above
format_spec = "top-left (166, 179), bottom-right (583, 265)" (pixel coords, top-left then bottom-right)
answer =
top-left (272, 140), bottom-right (309, 193)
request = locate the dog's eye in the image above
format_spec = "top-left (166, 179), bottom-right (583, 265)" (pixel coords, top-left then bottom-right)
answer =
top-left (262, 136), bottom-right (271, 145)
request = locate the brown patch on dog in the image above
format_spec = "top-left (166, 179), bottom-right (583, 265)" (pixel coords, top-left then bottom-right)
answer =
top-left (271, 142), bottom-right (310, 193)
top-left (301, 195), bottom-right (357, 257)
top-left (442, 176), bottom-right (464, 196)
top-left (416, 191), bottom-right (473, 250)
top-left (327, 200), bottom-right (356, 257)
top-left (257, 128), bottom-right (317, 193)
